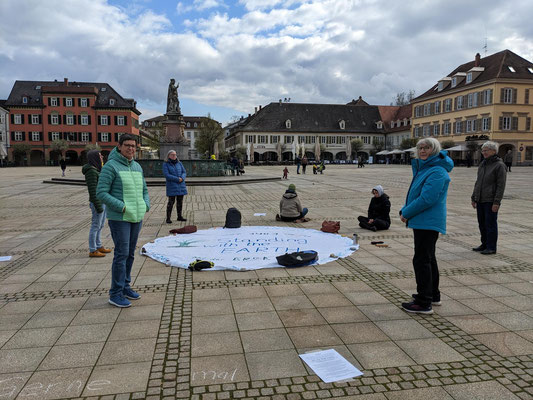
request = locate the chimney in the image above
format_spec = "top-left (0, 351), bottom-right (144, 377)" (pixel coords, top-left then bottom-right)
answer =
top-left (64, 78), bottom-right (69, 86)
top-left (475, 53), bottom-right (481, 67)
top-left (259, 105), bottom-right (262, 110)
top-left (254, 107), bottom-right (257, 114)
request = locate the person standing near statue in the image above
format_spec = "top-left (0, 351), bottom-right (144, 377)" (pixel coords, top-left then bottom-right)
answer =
top-left (163, 150), bottom-right (187, 223)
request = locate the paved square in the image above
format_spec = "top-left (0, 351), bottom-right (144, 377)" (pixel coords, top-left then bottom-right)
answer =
top-left (1, 164), bottom-right (532, 399)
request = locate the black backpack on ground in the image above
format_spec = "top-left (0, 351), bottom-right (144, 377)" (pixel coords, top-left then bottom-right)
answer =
top-left (276, 250), bottom-right (318, 267)
top-left (224, 207), bottom-right (242, 228)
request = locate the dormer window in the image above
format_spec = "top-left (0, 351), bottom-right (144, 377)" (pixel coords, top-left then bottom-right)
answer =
top-left (187, 122), bottom-right (191, 127)
top-left (508, 66), bottom-right (516, 73)
top-left (376, 121), bottom-right (383, 129)
top-left (451, 77), bottom-right (457, 88)
top-left (22, 96), bottom-right (28, 104)
top-left (403, 118), bottom-right (408, 126)
top-left (109, 99), bottom-right (116, 106)
top-left (466, 72), bottom-right (472, 83)
top-left (528, 67), bottom-right (533, 74)
top-left (285, 119), bottom-right (291, 129)
top-left (339, 120), bottom-right (345, 129)
top-left (438, 82), bottom-right (444, 91)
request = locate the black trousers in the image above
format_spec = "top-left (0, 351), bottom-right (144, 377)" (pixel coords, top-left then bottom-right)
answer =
top-left (476, 202), bottom-right (498, 251)
top-left (412, 229), bottom-right (440, 307)
top-left (357, 216), bottom-right (390, 231)
top-left (167, 195), bottom-right (184, 218)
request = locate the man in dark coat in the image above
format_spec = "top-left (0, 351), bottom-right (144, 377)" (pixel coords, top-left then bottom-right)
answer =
top-left (471, 141), bottom-right (507, 255)
top-left (358, 185), bottom-right (391, 231)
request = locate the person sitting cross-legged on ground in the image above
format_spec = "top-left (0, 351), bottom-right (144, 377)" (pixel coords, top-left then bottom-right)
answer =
top-left (276, 184), bottom-right (308, 222)
top-left (358, 185), bottom-right (391, 232)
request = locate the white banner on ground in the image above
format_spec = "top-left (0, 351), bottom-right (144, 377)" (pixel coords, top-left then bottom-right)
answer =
top-left (142, 226), bottom-right (357, 271)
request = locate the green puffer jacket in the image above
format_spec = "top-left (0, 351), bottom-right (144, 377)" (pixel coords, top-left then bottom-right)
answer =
top-left (96, 147), bottom-right (150, 223)
top-left (82, 164), bottom-right (103, 213)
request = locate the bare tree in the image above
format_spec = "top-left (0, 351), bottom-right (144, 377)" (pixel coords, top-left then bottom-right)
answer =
top-left (392, 90), bottom-right (416, 106)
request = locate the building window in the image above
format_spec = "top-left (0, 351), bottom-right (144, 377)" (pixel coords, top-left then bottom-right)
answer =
top-left (0, 115), bottom-right (4, 124)
top-left (186, 132), bottom-right (191, 139)
top-left (415, 106), bottom-right (421, 118)
top-left (422, 125), bottom-right (430, 137)
top-left (271, 135), bottom-right (279, 144)
top-left (31, 115), bottom-right (39, 124)
top-left (433, 124), bottom-right (440, 136)
top-left (526, 147), bottom-right (533, 160)
top-left (65, 98), bottom-right (73, 107)
top-left (109, 99), bottom-right (116, 106)
top-left (443, 122), bottom-right (451, 135)
top-left (503, 88), bottom-right (513, 104)
top-left (502, 116), bottom-right (511, 130)
top-left (66, 114), bottom-right (74, 125)
top-left (100, 132), bottom-right (109, 142)
top-left (22, 96), bottom-right (28, 104)
top-left (81, 132), bottom-right (89, 142)
top-left (455, 121), bottom-right (462, 134)
top-left (51, 132), bottom-right (60, 141)
top-left (473, 92), bottom-right (478, 107)
top-left (285, 119), bottom-right (291, 129)
top-left (14, 114), bottom-right (22, 124)
top-left (31, 132), bottom-right (40, 141)
top-left (437, 81), bottom-right (444, 91)
top-left (186, 122), bottom-right (191, 127)
top-left (81, 98), bottom-right (88, 107)
top-left (483, 89), bottom-right (493, 105)
top-left (457, 96), bottom-right (463, 110)
top-left (467, 93), bottom-right (473, 108)
top-left (466, 72), bottom-right (472, 83)
top-left (434, 101), bottom-right (441, 114)
top-left (258, 135), bottom-right (267, 144)
top-left (423, 104), bottom-right (431, 116)
top-left (284, 135), bottom-right (293, 144)
top-left (117, 116), bottom-right (125, 126)
top-left (466, 120), bottom-right (473, 132)
top-left (444, 99), bottom-right (452, 112)
top-left (51, 114), bottom-right (59, 125)
top-left (508, 66), bottom-right (516, 73)
top-left (14, 131), bottom-right (23, 141)
top-left (339, 136), bottom-right (346, 144)
top-left (81, 114), bottom-right (88, 125)
top-left (451, 77), bottom-right (457, 87)
top-left (194, 122), bottom-right (197, 128)
top-left (50, 97), bottom-right (58, 106)
top-left (101, 115), bottom-right (108, 125)
top-left (339, 120), bottom-right (345, 129)
top-left (482, 117), bottom-right (491, 131)
top-left (320, 136), bottom-right (327, 144)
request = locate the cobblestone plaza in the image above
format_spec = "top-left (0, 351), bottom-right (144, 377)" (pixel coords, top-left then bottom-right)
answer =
top-left (1, 164), bottom-right (533, 399)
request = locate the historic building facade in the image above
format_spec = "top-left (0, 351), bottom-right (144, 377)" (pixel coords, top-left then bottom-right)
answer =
top-left (224, 98), bottom-right (386, 162)
top-left (5, 79), bottom-right (140, 165)
top-left (0, 100), bottom-right (9, 164)
top-left (411, 50), bottom-right (533, 165)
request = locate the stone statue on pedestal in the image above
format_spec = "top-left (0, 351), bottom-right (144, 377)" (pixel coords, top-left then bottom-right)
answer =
top-left (161, 78), bottom-right (190, 159)
top-left (167, 79), bottom-right (180, 114)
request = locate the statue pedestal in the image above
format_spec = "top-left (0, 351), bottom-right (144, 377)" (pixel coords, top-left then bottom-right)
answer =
top-left (160, 115), bottom-right (190, 160)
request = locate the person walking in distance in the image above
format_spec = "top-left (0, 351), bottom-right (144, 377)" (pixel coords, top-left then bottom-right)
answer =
top-left (400, 138), bottom-right (454, 314)
top-left (59, 158), bottom-right (67, 176)
top-left (163, 150), bottom-right (188, 223)
top-left (504, 149), bottom-right (513, 172)
top-left (301, 155), bottom-right (308, 174)
top-left (83, 150), bottom-right (111, 257)
top-left (97, 134), bottom-right (150, 308)
top-left (471, 141), bottom-right (507, 255)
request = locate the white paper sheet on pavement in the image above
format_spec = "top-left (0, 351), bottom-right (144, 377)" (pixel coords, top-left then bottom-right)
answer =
top-left (0, 256), bottom-right (12, 262)
top-left (299, 349), bottom-right (363, 383)
top-left (142, 226), bottom-right (357, 271)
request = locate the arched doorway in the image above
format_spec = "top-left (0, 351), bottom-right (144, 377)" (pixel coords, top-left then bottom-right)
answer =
top-left (282, 152), bottom-right (293, 161)
top-left (305, 151), bottom-right (315, 161)
top-left (322, 152), bottom-right (333, 161)
top-left (262, 151), bottom-right (278, 162)
top-left (65, 150), bottom-right (79, 165)
top-left (498, 143), bottom-right (514, 164)
top-left (49, 150), bottom-right (62, 166)
top-left (101, 150), bottom-right (111, 162)
top-left (30, 150), bottom-right (45, 166)
top-left (335, 151), bottom-right (347, 160)
top-left (79, 150), bottom-right (88, 165)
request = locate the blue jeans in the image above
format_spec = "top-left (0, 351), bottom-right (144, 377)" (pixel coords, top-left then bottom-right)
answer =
top-left (477, 202), bottom-right (498, 251)
top-left (89, 204), bottom-right (106, 252)
top-left (108, 220), bottom-right (142, 298)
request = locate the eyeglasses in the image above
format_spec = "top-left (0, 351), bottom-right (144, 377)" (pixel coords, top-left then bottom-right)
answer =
top-left (121, 144), bottom-right (136, 148)
top-left (418, 146), bottom-right (431, 151)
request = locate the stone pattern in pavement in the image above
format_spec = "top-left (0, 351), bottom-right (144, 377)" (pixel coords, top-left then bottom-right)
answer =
top-left (1, 165), bottom-right (533, 399)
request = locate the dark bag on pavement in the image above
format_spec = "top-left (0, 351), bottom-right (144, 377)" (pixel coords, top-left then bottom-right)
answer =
top-left (276, 250), bottom-right (318, 267)
top-left (321, 220), bottom-right (340, 233)
top-left (188, 259), bottom-right (215, 271)
top-left (224, 208), bottom-right (242, 228)
top-left (169, 225), bottom-right (197, 234)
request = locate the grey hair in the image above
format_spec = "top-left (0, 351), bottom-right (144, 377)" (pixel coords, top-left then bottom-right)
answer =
top-left (481, 141), bottom-right (499, 152)
top-left (166, 150), bottom-right (177, 160)
top-left (415, 137), bottom-right (441, 158)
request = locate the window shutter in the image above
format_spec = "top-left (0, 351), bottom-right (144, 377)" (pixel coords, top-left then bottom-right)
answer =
top-left (453, 122), bottom-right (456, 133)
top-left (476, 118), bottom-right (482, 131)
top-left (78, 115), bottom-right (81, 125)
top-left (48, 132), bottom-right (52, 141)
top-left (109, 115), bottom-right (113, 125)
top-left (11, 132), bottom-right (15, 140)
top-left (114, 133), bottom-right (119, 142)
top-left (21, 114), bottom-right (25, 124)
top-left (500, 88), bottom-right (505, 103)
top-left (527, 117), bottom-right (531, 131)
top-left (21, 132), bottom-right (26, 141)
top-left (78, 98), bottom-right (81, 107)
top-left (512, 116), bottom-right (518, 130)
top-left (124, 116), bottom-right (128, 126)
top-left (10, 114), bottom-right (14, 124)
top-left (489, 90), bottom-right (493, 104)
top-left (526, 89), bottom-right (530, 104)
top-left (499, 117), bottom-right (503, 130)
top-left (512, 88), bottom-right (517, 104)
top-left (114, 116), bottom-right (118, 125)
top-left (454, 97), bottom-right (457, 110)
top-left (488, 117), bottom-right (491, 129)
top-left (98, 116), bottom-right (101, 125)
top-left (47, 97), bottom-right (51, 106)
top-left (87, 99), bottom-right (90, 107)
top-left (39, 132), bottom-right (43, 141)
top-left (63, 132), bottom-right (69, 140)
top-left (98, 132), bottom-right (101, 141)
top-left (48, 115), bottom-right (51, 124)
top-left (38, 115), bottom-right (42, 124)
top-left (88, 115), bottom-right (91, 125)
top-left (88, 132), bottom-right (92, 142)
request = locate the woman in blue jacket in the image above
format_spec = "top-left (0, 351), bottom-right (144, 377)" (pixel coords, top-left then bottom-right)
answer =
top-left (163, 150), bottom-right (188, 223)
top-left (400, 138), bottom-right (453, 314)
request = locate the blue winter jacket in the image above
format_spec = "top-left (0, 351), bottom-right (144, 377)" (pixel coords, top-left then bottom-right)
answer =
top-left (163, 161), bottom-right (188, 196)
top-left (400, 150), bottom-right (454, 234)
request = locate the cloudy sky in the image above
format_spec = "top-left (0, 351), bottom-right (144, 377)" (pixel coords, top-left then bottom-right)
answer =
top-left (1, 0), bottom-right (533, 125)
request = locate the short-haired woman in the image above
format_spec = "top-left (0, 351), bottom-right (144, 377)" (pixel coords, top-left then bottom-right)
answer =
top-left (163, 150), bottom-right (188, 223)
top-left (400, 138), bottom-right (454, 314)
